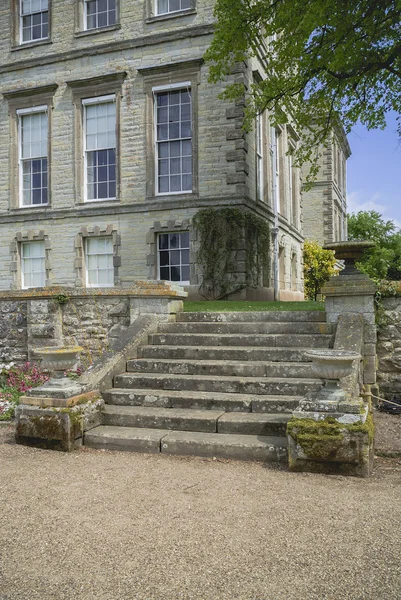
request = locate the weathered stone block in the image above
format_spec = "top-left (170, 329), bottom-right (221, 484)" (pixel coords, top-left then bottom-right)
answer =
top-left (287, 414), bottom-right (374, 477)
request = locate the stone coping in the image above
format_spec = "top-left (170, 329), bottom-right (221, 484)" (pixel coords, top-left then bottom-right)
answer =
top-left (19, 390), bottom-right (100, 408)
top-left (0, 282), bottom-right (187, 300)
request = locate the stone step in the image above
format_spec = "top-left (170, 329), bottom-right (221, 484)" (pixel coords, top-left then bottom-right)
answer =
top-left (159, 321), bottom-right (333, 335)
top-left (103, 405), bottom-right (224, 433)
top-left (114, 372), bottom-right (322, 396)
top-left (149, 333), bottom-right (333, 348)
top-left (138, 345), bottom-right (312, 362)
top-left (102, 388), bottom-right (302, 413)
top-left (84, 426), bottom-right (288, 462)
top-left (178, 311), bottom-right (326, 323)
top-left (102, 405), bottom-right (290, 436)
top-left (161, 431), bottom-right (288, 462)
top-left (126, 358), bottom-right (316, 379)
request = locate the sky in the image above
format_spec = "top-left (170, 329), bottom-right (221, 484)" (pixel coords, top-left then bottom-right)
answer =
top-left (347, 111), bottom-right (401, 228)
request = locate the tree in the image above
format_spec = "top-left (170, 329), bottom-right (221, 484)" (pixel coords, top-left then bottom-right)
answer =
top-left (205, 0), bottom-right (401, 174)
top-left (303, 240), bottom-right (336, 301)
top-left (348, 210), bottom-right (401, 280)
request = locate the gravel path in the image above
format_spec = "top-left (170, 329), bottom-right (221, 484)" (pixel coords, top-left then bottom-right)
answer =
top-left (0, 422), bottom-right (400, 600)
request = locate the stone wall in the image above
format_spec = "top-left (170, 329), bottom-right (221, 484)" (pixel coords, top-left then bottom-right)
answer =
top-left (377, 297), bottom-right (401, 398)
top-left (0, 284), bottom-right (185, 367)
top-left (0, 300), bottom-right (28, 364)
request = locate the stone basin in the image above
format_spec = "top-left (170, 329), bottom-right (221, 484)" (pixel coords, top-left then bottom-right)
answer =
top-left (35, 346), bottom-right (83, 373)
top-left (304, 349), bottom-right (361, 381)
top-left (323, 240), bottom-right (375, 276)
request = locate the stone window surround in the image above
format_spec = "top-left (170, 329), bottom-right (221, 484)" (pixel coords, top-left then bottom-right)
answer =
top-left (3, 84), bottom-right (58, 211)
top-left (10, 229), bottom-right (52, 290)
top-left (67, 72), bottom-right (126, 206)
top-left (137, 59), bottom-right (202, 200)
top-left (74, 0), bottom-right (121, 37)
top-left (145, 0), bottom-right (196, 23)
top-left (10, 0), bottom-right (52, 50)
top-left (74, 225), bottom-right (121, 288)
top-left (146, 219), bottom-right (195, 284)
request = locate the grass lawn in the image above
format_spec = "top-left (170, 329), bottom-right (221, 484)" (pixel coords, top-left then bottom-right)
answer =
top-left (183, 300), bottom-right (325, 312)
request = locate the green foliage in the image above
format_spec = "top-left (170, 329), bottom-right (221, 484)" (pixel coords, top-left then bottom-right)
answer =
top-left (193, 208), bottom-right (270, 300)
top-left (303, 240), bottom-right (336, 301)
top-left (205, 0), bottom-right (401, 178)
top-left (348, 210), bottom-right (401, 280)
top-left (53, 293), bottom-right (70, 305)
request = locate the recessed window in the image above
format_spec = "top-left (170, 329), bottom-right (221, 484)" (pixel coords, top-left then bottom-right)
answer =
top-left (85, 237), bottom-right (114, 287)
top-left (83, 96), bottom-right (116, 202)
top-left (84, 0), bottom-right (116, 29)
top-left (21, 241), bottom-right (45, 288)
top-left (156, 0), bottom-right (191, 15)
top-left (158, 231), bottom-right (189, 282)
top-left (256, 113), bottom-right (263, 201)
top-left (20, 0), bottom-right (49, 43)
top-left (18, 107), bottom-right (48, 207)
top-left (155, 86), bottom-right (192, 194)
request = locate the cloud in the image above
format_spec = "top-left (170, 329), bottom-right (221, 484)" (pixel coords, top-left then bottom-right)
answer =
top-left (347, 191), bottom-right (401, 228)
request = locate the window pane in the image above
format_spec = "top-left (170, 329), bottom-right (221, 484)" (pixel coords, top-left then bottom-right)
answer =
top-left (159, 234), bottom-right (169, 250)
top-left (86, 236), bottom-right (114, 287)
top-left (22, 242), bottom-right (45, 288)
top-left (181, 266), bottom-right (190, 281)
top-left (180, 232), bottom-right (189, 247)
top-left (170, 266), bottom-right (180, 281)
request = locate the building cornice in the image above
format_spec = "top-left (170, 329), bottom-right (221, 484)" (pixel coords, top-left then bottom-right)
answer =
top-left (0, 24), bottom-right (215, 75)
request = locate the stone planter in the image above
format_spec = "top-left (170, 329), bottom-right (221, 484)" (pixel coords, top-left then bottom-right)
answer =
top-left (324, 240), bottom-right (375, 276)
top-left (35, 346), bottom-right (83, 377)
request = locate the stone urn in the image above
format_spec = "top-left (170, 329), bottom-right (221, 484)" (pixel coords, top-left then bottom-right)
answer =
top-left (36, 346), bottom-right (83, 378)
top-left (303, 349), bottom-right (361, 407)
top-left (323, 240), bottom-right (374, 276)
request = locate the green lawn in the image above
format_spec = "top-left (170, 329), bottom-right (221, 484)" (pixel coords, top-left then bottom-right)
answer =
top-left (183, 300), bottom-right (325, 312)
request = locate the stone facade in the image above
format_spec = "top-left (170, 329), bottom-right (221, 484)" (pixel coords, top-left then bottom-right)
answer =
top-left (0, 0), bottom-right (311, 301)
top-left (377, 297), bottom-right (401, 398)
top-left (302, 128), bottom-right (351, 246)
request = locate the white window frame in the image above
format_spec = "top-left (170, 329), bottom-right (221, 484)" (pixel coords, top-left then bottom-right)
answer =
top-left (153, 82), bottom-right (192, 196)
top-left (83, 0), bottom-right (116, 30)
top-left (21, 241), bottom-right (46, 289)
top-left (85, 236), bottom-right (114, 288)
top-left (17, 105), bottom-right (49, 209)
top-left (20, 0), bottom-right (49, 44)
top-left (256, 112), bottom-right (264, 201)
top-left (157, 231), bottom-right (190, 284)
top-left (155, 0), bottom-right (191, 16)
top-left (82, 94), bottom-right (116, 203)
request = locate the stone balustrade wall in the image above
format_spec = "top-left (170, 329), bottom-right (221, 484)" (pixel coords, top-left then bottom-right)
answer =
top-left (0, 283), bottom-right (185, 367)
top-left (377, 297), bottom-right (401, 398)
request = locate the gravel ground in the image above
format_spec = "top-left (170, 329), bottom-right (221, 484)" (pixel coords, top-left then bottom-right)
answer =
top-left (0, 420), bottom-right (400, 600)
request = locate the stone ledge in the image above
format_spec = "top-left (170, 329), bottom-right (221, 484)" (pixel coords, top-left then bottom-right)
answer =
top-left (0, 281), bottom-right (187, 300)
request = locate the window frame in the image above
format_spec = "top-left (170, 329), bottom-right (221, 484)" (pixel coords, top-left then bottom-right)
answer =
top-left (138, 59), bottom-right (201, 199)
top-left (157, 230), bottom-right (190, 284)
top-left (83, 0), bottom-right (117, 31)
top-left (19, 0), bottom-right (49, 44)
top-left (153, 81), bottom-right (193, 197)
top-left (17, 104), bottom-right (49, 209)
top-left (67, 73), bottom-right (126, 206)
top-left (82, 94), bottom-right (117, 203)
top-left (85, 235), bottom-right (115, 288)
top-left (3, 84), bottom-right (57, 211)
top-left (155, 0), bottom-right (192, 16)
top-left (255, 112), bottom-right (264, 202)
top-left (21, 240), bottom-right (46, 289)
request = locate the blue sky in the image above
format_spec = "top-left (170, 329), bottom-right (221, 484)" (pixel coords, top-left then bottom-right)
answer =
top-left (347, 111), bottom-right (401, 228)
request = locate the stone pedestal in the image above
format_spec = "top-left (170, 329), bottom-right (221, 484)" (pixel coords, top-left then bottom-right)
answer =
top-left (15, 398), bottom-right (104, 451)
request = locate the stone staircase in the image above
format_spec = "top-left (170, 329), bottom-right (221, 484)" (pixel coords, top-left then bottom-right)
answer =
top-left (84, 311), bottom-right (334, 462)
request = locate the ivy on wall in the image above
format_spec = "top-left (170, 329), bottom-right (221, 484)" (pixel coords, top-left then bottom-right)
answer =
top-left (193, 208), bottom-right (270, 300)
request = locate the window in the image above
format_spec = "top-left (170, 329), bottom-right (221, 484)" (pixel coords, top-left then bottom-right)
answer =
top-left (18, 106), bottom-right (48, 207)
top-left (256, 113), bottom-right (263, 201)
top-left (20, 0), bottom-right (48, 43)
top-left (85, 237), bottom-right (114, 287)
top-left (158, 231), bottom-right (189, 282)
top-left (154, 85), bottom-right (192, 194)
top-left (156, 0), bottom-right (191, 15)
top-left (84, 0), bottom-right (116, 29)
top-left (21, 241), bottom-right (45, 288)
top-left (83, 95), bottom-right (116, 202)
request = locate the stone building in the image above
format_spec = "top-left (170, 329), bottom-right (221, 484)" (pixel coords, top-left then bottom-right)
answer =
top-left (0, 0), bottom-right (347, 301)
top-left (302, 127), bottom-right (351, 246)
